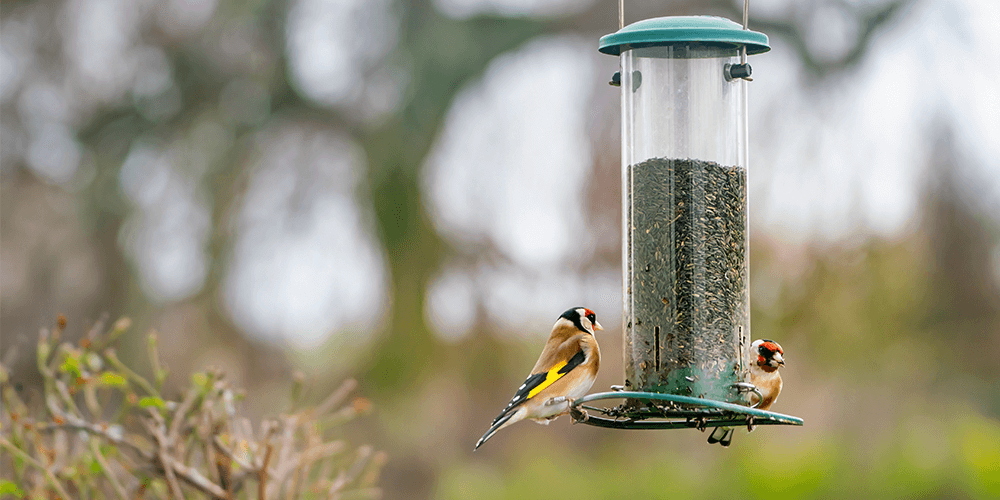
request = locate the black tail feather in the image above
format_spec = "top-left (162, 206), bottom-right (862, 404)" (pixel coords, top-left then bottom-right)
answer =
top-left (707, 427), bottom-right (734, 447)
top-left (474, 411), bottom-right (516, 451)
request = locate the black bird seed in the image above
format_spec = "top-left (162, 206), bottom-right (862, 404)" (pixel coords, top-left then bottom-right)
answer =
top-left (623, 158), bottom-right (748, 403)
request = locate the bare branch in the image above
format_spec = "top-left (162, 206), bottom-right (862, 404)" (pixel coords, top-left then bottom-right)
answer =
top-left (213, 436), bottom-right (255, 472)
top-left (167, 455), bottom-right (228, 499)
top-left (169, 387), bottom-right (200, 445)
top-left (106, 348), bottom-right (158, 397)
top-left (148, 331), bottom-right (168, 392)
top-left (258, 443), bottom-right (274, 500)
top-left (0, 436), bottom-right (73, 500)
top-left (81, 312), bottom-right (110, 348)
top-left (326, 446), bottom-right (373, 500)
top-left (89, 437), bottom-right (131, 500)
top-left (36, 420), bottom-right (153, 461)
top-left (313, 379), bottom-right (358, 417)
top-left (92, 317), bottom-right (133, 352)
top-left (144, 415), bottom-right (186, 499)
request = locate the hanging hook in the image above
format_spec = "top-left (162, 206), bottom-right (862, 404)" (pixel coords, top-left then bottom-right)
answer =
top-left (727, 0), bottom-right (753, 82)
top-left (610, 0), bottom-right (624, 87)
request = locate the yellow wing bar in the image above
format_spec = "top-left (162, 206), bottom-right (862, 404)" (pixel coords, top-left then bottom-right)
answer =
top-left (527, 359), bottom-right (569, 399)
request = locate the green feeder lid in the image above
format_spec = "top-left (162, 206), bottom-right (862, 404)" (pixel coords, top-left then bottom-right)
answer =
top-left (599, 16), bottom-right (770, 56)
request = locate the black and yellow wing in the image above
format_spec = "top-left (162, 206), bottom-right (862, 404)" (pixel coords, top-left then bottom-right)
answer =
top-left (489, 349), bottom-right (586, 426)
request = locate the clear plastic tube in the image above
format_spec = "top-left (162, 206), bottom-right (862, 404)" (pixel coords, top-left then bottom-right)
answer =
top-left (621, 44), bottom-right (749, 402)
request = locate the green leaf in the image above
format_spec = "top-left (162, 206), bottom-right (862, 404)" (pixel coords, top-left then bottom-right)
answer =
top-left (100, 371), bottom-right (128, 387)
top-left (191, 372), bottom-right (208, 388)
top-left (138, 396), bottom-right (165, 408)
top-left (0, 479), bottom-right (24, 498)
top-left (60, 354), bottom-right (82, 378)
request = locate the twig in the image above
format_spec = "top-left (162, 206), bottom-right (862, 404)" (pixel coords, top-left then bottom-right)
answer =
top-left (276, 415), bottom-right (297, 480)
top-left (213, 436), bottom-right (254, 471)
top-left (361, 452), bottom-right (388, 488)
top-left (132, 478), bottom-right (150, 500)
top-left (169, 387), bottom-right (200, 445)
top-left (36, 420), bottom-right (153, 461)
top-left (327, 446), bottom-right (373, 500)
top-left (289, 372), bottom-right (306, 413)
top-left (89, 438), bottom-right (130, 500)
top-left (259, 443), bottom-right (274, 500)
top-left (285, 463), bottom-right (305, 500)
top-left (0, 436), bottom-right (74, 500)
top-left (216, 452), bottom-right (233, 500)
top-left (200, 412), bottom-right (220, 486)
top-left (148, 332), bottom-right (168, 392)
top-left (47, 342), bottom-right (72, 377)
top-left (37, 328), bottom-right (54, 373)
top-left (167, 455), bottom-right (228, 499)
top-left (84, 384), bottom-right (102, 418)
top-left (313, 379), bottom-right (357, 417)
top-left (52, 378), bottom-right (85, 418)
top-left (144, 411), bottom-right (186, 499)
top-left (92, 317), bottom-right (132, 352)
top-left (82, 313), bottom-right (110, 348)
top-left (290, 440), bottom-right (348, 500)
top-left (105, 349), bottom-right (158, 397)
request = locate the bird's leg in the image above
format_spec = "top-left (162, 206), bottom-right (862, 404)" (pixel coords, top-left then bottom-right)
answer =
top-left (544, 396), bottom-right (568, 406)
top-left (569, 405), bottom-right (589, 423)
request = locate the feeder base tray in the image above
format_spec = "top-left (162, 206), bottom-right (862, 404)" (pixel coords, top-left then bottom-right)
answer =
top-left (570, 390), bottom-right (804, 430)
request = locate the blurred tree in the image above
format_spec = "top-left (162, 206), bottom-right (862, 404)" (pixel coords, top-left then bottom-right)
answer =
top-left (921, 126), bottom-right (1000, 397)
top-left (0, 0), bottom-right (919, 389)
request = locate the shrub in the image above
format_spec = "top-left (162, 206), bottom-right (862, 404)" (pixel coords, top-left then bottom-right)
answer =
top-left (0, 315), bottom-right (385, 499)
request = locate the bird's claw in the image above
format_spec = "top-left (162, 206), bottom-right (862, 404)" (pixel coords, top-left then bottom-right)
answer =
top-left (695, 417), bottom-right (708, 432)
top-left (570, 406), bottom-right (589, 423)
top-left (746, 415), bottom-right (756, 432)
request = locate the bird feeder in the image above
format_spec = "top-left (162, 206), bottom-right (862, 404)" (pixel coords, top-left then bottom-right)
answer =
top-left (570, 12), bottom-right (802, 433)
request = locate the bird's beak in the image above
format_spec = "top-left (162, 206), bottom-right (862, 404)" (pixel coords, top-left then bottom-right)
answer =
top-left (593, 321), bottom-right (604, 331)
top-left (772, 352), bottom-right (784, 366)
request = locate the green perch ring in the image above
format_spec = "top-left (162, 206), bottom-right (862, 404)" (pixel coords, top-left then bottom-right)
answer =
top-left (570, 389), bottom-right (804, 431)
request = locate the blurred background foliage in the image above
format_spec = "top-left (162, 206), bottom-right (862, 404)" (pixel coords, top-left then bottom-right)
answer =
top-left (2, 0), bottom-right (999, 498)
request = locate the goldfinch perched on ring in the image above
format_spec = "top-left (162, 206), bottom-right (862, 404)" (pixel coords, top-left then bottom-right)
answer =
top-left (474, 307), bottom-right (602, 450)
top-left (747, 338), bottom-right (784, 411)
top-left (708, 339), bottom-right (785, 446)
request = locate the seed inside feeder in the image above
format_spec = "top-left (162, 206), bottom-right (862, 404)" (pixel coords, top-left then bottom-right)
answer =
top-left (624, 158), bottom-right (748, 403)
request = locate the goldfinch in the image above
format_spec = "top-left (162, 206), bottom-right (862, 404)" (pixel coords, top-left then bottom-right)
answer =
top-left (708, 339), bottom-right (785, 446)
top-left (474, 307), bottom-right (603, 450)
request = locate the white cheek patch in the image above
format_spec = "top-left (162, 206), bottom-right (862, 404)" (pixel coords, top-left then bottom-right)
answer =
top-left (576, 309), bottom-right (593, 333)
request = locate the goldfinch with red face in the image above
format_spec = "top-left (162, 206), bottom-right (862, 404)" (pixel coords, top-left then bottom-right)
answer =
top-left (474, 307), bottom-right (602, 450)
top-left (708, 339), bottom-right (785, 446)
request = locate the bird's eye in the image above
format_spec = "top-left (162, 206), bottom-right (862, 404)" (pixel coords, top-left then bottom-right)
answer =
top-left (588, 313), bottom-right (596, 322)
